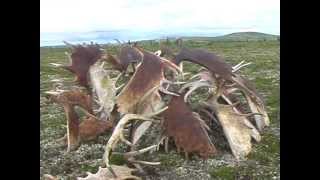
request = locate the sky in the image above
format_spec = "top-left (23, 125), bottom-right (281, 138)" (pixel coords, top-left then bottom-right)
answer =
top-left (40, 0), bottom-right (280, 35)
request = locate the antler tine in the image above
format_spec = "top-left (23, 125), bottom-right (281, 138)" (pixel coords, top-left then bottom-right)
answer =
top-left (159, 85), bottom-right (180, 96)
top-left (63, 41), bottom-right (75, 49)
top-left (49, 63), bottom-right (64, 67)
top-left (207, 77), bottom-right (227, 102)
top-left (144, 106), bottom-right (168, 117)
top-left (127, 159), bottom-right (161, 166)
top-left (221, 94), bottom-right (261, 142)
top-left (161, 78), bottom-right (186, 85)
top-left (116, 83), bottom-right (125, 92)
top-left (123, 145), bottom-right (158, 158)
top-left (114, 71), bottom-right (123, 82)
top-left (103, 114), bottom-right (155, 178)
top-left (44, 90), bottom-right (61, 96)
top-left (64, 52), bottom-right (72, 64)
top-left (100, 61), bottom-right (106, 68)
top-left (103, 106), bottom-right (167, 178)
top-left (179, 81), bottom-right (211, 92)
top-left (180, 81), bottom-right (199, 91)
top-left (114, 39), bottom-right (122, 45)
top-left (160, 57), bottom-right (182, 74)
top-left (183, 81), bottom-right (212, 102)
top-left (232, 60), bottom-right (245, 70)
top-left (232, 62), bottom-right (252, 72)
top-left (159, 79), bottom-right (180, 96)
top-left (190, 73), bottom-right (202, 80)
top-left (154, 50), bottom-right (162, 56)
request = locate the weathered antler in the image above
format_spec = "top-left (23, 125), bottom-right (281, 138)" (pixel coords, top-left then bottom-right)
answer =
top-left (62, 42), bottom-right (103, 87)
top-left (173, 48), bottom-right (234, 81)
top-left (103, 107), bottom-right (168, 178)
top-left (78, 165), bottom-right (140, 180)
top-left (162, 92), bottom-right (217, 160)
top-left (231, 74), bottom-right (270, 131)
top-left (45, 90), bottom-right (112, 151)
top-left (104, 45), bottom-right (142, 73)
top-left (182, 68), bottom-right (265, 160)
top-left (89, 60), bottom-right (122, 119)
top-left (116, 48), bottom-right (180, 114)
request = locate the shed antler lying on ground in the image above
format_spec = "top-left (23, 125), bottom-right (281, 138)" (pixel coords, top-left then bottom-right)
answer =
top-left (48, 43), bottom-right (123, 151)
top-left (78, 165), bottom-right (141, 180)
top-left (45, 90), bottom-right (113, 151)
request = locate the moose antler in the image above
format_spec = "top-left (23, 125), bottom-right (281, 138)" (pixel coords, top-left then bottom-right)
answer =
top-left (58, 42), bottom-right (103, 87)
top-left (173, 48), bottom-right (234, 81)
top-left (116, 48), bottom-right (180, 114)
top-left (89, 60), bottom-right (123, 119)
top-left (162, 92), bottom-right (217, 160)
top-left (103, 107), bottom-right (168, 178)
top-left (104, 45), bottom-right (142, 73)
top-left (182, 67), bottom-right (267, 160)
top-left (45, 89), bottom-right (112, 151)
top-left (230, 74), bottom-right (270, 131)
top-left (45, 43), bottom-right (271, 179)
top-left (78, 165), bottom-right (141, 180)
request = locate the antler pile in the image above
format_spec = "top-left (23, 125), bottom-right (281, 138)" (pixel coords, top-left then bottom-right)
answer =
top-left (45, 41), bottom-right (270, 179)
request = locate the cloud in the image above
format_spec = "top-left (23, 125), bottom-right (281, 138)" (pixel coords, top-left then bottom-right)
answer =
top-left (40, 0), bottom-right (279, 34)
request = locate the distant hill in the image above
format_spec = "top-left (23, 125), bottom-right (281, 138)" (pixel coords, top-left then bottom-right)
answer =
top-left (182, 32), bottom-right (279, 42)
top-left (41, 31), bottom-right (279, 47)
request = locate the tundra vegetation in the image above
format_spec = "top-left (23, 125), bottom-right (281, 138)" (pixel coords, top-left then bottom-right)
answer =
top-left (40, 38), bottom-right (279, 180)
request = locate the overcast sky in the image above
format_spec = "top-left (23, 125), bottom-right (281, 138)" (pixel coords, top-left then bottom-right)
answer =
top-left (40, 0), bottom-right (280, 35)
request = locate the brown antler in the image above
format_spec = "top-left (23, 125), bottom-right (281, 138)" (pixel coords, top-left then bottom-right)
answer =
top-left (173, 48), bottom-right (234, 81)
top-left (45, 90), bottom-right (112, 151)
top-left (162, 92), bottom-right (217, 160)
top-left (104, 45), bottom-right (142, 73)
top-left (62, 42), bottom-right (102, 87)
top-left (182, 68), bottom-right (266, 160)
top-left (230, 74), bottom-right (270, 131)
top-left (116, 48), bottom-right (180, 114)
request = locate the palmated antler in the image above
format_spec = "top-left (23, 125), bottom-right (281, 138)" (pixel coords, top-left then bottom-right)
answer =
top-left (89, 60), bottom-right (123, 119)
top-left (45, 89), bottom-right (112, 151)
top-left (182, 67), bottom-right (267, 160)
top-left (162, 92), bottom-right (217, 160)
top-left (104, 45), bottom-right (142, 73)
top-left (116, 48), bottom-right (181, 114)
top-left (173, 48), bottom-right (234, 81)
top-left (182, 55), bottom-right (270, 132)
top-left (59, 42), bottom-right (103, 87)
top-left (186, 77), bottom-right (254, 160)
top-left (230, 74), bottom-right (270, 131)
